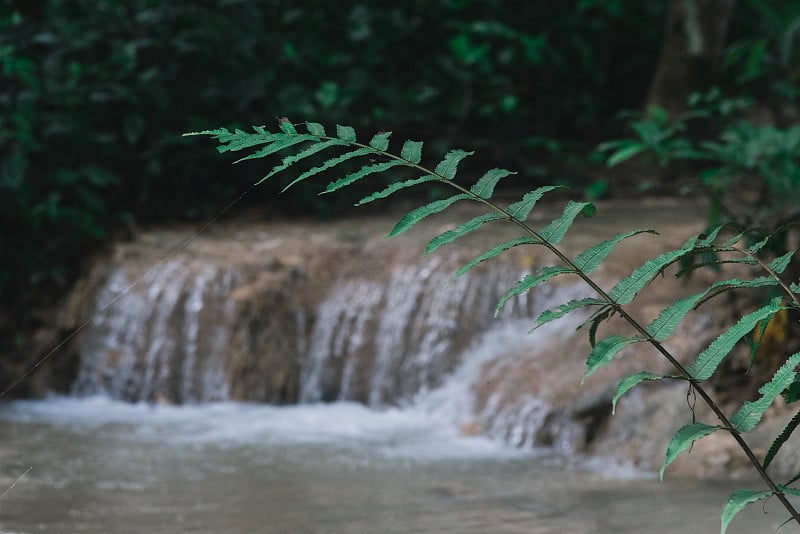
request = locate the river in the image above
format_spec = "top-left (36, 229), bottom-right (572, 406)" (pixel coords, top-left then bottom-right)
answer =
top-left (0, 396), bottom-right (788, 533)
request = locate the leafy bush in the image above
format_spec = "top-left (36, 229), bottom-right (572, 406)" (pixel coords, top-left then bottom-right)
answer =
top-left (190, 120), bottom-right (800, 532)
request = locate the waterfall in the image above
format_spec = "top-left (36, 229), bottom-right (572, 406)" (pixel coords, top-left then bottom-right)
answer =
top-left (70, 247), bottom-right (544, 407)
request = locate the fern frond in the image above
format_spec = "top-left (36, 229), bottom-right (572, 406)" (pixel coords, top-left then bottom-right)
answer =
top-left (769, 249), bottom-right (798, 274)
top-left (423, 213), bottom-right (504, 256)
top-left (584, 335), bottom-right (644, 380)
top-left (434, 149), bottom-right (474, 180)
top-left (357, 176), bottom-right (439, 206)
top-left (608, 236), bottom-right (699, 305)
top-left (336, 124), bottom-right (357, 142)
top-left (454, 236), bottom-right (542, 279)
top-left (277, 147), bottom-right (373, 189)
top-left (721, 489), bottom-right (773, 534)
top-left (538, 201), bottom-right (595, 245)
top-left (369, 131), bottom-right (392, 151)
top-left (323, 160), bottom-right (408, 194)
top-left (586, 306), bottom-right (614, 347)
top-left (386, 194), bottom-right (472, 238)
top-left (731, 352), bottom-right (800, 433)
top-left (534, 297), bottom-right (606, 328)
top-left (687, 297), bottom-right (784, 381)
top-left (506, 186), bottom-right (565, 221)
top-left (305, 122), bottom-right (326, 136)
top-left (400, 140), bottom-right (423, 164)
top-left (470, 168), bottom-right (516, 199)
top-left (767, 410), bottom-right (800, 469)
top-left (573, 230), bottom-right (657, 274)
top-left (612, 371), bottom-right (667, 414)
top-left (660, 422), bottom-right (720, 480)
top-left (234, 134), bottom-right (316, 163)
top-left (644, 277), bottom-right (777, 342)
top-left (495, 266), bottom-right (575, 316)
top-left (260, 139), bottom-right (349, 182)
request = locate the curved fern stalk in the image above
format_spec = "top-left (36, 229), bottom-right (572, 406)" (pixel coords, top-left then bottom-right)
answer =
top-left (187, 120), bottom-right (800, 531)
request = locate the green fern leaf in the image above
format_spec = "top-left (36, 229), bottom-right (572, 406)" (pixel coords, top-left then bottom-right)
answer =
top-left (606, 144), bottom-right (647, 167)
top-left (687, 297), bottom-right (784, 381)
top-left (305, 122), bottom-right (326, 137)
top-left (534, 298), bottom-right (606, 328)
top-left (506, 186), bottom-right (565, 222)
top-left (660, 422), bottom-right (720, 481)
top-left (646, 292), bottom-right (709, 341)
top-left (720, 489), bottom-right (773, 534)
top-left (336, 124), bottom-right (357, 142)
top-left (369, 131), bottom-right (392, 151)
top-left (696, 224), bottom-right (728, 247)
top-left (731, 352), bottom-right (800, 433)
top-left (763, 406), bottom-right (800, 470)
top-left (587, 306), bottom-right (614, 348)
top-left (573, 230), bottom-right (657, 274)
top-left (784, 376), bottom-right (800, 403)
top-left (768, 249), bottom-right (797, 274)
top-left (584, 335), bottom-right (644, 380)
top-left (608, 237), bottom-right (699, 305)
top-left (612, 371), bottom-right (665, 414)
top-left (357, 176), bottom-right (439, 205)
top-left (643, 277), bottom-right (771, 342)
top-left (434, 149), bottom-right (474, 180)
top-left (235, 134), bottom-right (316, 164)
top-left (455, 236), bottom-right (542, 279)
top-left (792, 282), bottom-right (800, 294)
top-left (470, 168), bottom-right (516, 199)
top-left (278, 147), bottom-right (373, 189)
top-left (323, 160), bottom-right (408, 194)
top-left (387, 194), bottom-right (471, 238)
top-left (424, 212), bottom-right (503, 256)
top-left (496, 266), bottom-right (575, 316)
top-left (783, 485), bottom-right (800, 496)
top-left (259, 139), bottom-right (349, 183)
top-left (539, 201), bottom-right (595, 245)
top-left (279, 121), bottom-right (296, 134)
top-left (400, 140), bottom-right (423, 164)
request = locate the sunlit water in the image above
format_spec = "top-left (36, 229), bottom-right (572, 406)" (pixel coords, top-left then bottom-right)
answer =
top-left (0, 398), bottom-right (795, 534)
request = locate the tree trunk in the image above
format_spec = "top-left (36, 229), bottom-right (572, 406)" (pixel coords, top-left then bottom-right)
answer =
top-left (647, 0), bottom-right (736, 114)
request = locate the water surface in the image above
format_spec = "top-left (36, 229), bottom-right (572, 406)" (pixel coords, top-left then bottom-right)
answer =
top-left (0, 398), bottom-right (792, 534)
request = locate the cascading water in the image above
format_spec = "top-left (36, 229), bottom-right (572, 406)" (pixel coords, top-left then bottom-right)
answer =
top-left (67, 228), bottom-right (599, 452)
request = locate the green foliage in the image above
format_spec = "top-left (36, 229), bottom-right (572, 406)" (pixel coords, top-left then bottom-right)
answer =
top-left (191, 121), bottom-right (800, 531)
top-left (597, 101), bottom-right (800, 229)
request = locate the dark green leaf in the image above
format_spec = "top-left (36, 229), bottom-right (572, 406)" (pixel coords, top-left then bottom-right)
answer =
top-left (763, 407), bottom-right (800, 470)
top-left (496, 266), bottom-right (575, 316)
top-left (721, 489), bottom-right (772, 534)
top-left (506, 186), bottom-right (564, 221)
top-left (434, 149), bottom-right (474, 180)
top-left (612, 372), bottom-right (665, 414)
top-left (608, 237), bottom-right (698, 305)
top-left (584, 335), bottom-right (644, 380)
top-left (369, 131), bottom-right (392, 151)
top-left (470, 168), bottom-right (516, 199)
top-left (539, 201), bottom-right (594, 245)
top-left (534, 298), bottom-right (606, 328)
top-left (323, 160), bottom-right (408, 194)
top-left (424, 212), bottom-right (503, 256)
top-left (573, 230), bottom-right (657, 274)
top-left (336, 124), bottom-right (357, 142)
top-left (400, 140), bottom-right (424, 164)
top-left (305, 122), bottom-right (326, 137)
top-left (455, 237), bottom-right (541, 279)
top-left (731, 352), bottom-right (800, 433)
top-left (387, 194), bottom-right (471, 238)
top-left (660, 423), bottom-right (720, 480)
top-left (688, 297), bottom-right (784, 380)
top-left (357, 176), bottom-right (438, 205)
